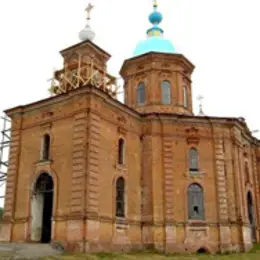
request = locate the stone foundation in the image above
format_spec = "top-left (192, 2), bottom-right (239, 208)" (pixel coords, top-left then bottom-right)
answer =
top-left (0, 222), bottom-right (12, 242)
top-left (1, 218), bottom-right (255, 254)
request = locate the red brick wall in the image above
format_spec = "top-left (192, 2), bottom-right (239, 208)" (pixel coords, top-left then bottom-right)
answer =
top-left (1, 86), bottom-right (260, 253)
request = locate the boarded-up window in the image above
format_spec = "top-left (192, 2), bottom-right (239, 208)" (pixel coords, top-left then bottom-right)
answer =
top-left (189, 148), bottom-right (199, 171)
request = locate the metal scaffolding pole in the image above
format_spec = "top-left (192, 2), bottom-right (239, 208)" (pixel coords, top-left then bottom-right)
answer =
top-left (0, 115), bottom-right (11, 199)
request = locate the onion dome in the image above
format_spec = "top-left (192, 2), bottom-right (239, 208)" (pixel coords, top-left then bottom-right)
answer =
top-left (133, 1), bottom-right (175, 57)
top-left (79, 24), bottom-right (95, 41)
top-left (79, 3), bottom-right (95, 42)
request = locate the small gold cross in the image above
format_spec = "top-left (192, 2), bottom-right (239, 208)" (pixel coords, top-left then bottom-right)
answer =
top-left (153, 0), bottom-right (158, 7)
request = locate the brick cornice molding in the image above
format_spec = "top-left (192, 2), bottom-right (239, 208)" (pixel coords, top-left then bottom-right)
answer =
top-left (120, 53), bottom-right (194, 77)
top-left (231, 136), bottom-right (243, 148)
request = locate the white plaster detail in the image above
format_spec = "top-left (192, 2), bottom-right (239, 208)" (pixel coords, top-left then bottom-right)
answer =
top-left (86, 220), bottom-right (100, 241)
top-left (184, 227), bottom-right (209, 245)
top-left (243, 226), bottom-right (253, 245)
top-left (219, 226), bottom-right (231, 245)
top-left (165, 225), bottom-right (176, 244)
top-left (31, 193), bottom-right (44, 241)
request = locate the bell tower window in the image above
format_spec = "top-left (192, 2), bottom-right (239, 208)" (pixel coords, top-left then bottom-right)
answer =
top-left (161, 80), bottom-right (171, 105)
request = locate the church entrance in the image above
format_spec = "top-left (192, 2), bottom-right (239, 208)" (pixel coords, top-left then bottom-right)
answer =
top-left (247, 191), bottom-right (256, 242)
top-left (31, 173), bottom-right (54, 243)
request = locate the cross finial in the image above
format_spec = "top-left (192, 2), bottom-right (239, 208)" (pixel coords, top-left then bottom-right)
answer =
top-left (79, 2), bottom-right (95, 41)
top-left (153, 0), bottom-right (158, 8)
top-left (197, 95), bottom-right (205, 116)
top-left (85, 3), bottom-right (94, 20)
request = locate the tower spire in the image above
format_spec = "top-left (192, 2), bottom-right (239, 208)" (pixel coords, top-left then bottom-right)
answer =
top-left (79, 2), bottom-right (95, 42)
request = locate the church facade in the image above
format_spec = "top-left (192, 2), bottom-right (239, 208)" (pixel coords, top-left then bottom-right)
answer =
top-left (1, 2), bottom-right (260, 254)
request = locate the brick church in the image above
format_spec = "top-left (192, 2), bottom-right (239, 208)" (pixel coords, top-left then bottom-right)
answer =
top-left (1, 1), bottom-right (260, 254)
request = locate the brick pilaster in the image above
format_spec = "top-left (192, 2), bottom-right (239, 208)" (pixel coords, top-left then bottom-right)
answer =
top-left (214, 134), bottom-right (231, 251)
top-left (232, 138), bottom-right (248, 250)
top-left (225, 137), bottom-right (236, 222)
top-left (214, 135), bottom-right (229, 221)
top-left (86, 112), bottom-right (101, 214)
top-left (251, 148), bottom-right (260, 238)
top-left (141, 135), bottom-right (153, 246)
top-left (162, 135), bottom-right (176, 248)
top-left (70, 112), bottom-right (88, 214)
top-left (163, 137), bottom-right (174, 221)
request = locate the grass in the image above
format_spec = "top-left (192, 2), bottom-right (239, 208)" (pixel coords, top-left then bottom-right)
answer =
top-left (39, 245), bottom-right (260, 260)
top-left (39, 253), bottom-right (260, 260)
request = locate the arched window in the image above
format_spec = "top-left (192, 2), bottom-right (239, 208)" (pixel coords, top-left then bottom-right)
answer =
top-left (41, 134), bottom-right (50, 161)
top-left (116, 177), bottom-right (125, 218)
top-left (137, 82), bottom-right (145, 105)
top-left (188, 183), bottom-right (205, 220)
top-left (245, 161), bottom-right (250, 184)
top-left (161, 80), bottom-right (171, 104)
top-left (189, 148), bottom-right (199, 171)
top-left (118, 138), bottom-right (125, 165)
top-left (183, 86), bottom-right (188, 108)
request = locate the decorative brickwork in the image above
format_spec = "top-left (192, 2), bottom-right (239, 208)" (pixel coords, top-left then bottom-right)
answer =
top-left (213, 132), bottom-right (231, 251)
top-left (163, 137), bottom-right (174, 221)
top-left (251, 148), bottom-right (260, 240)
top-left (86, 112), bottom-right (101, 215)
top-left (214, 134), bottom-right (229, 221)
top-left (141, 135), bottom-right (153, 246)
top-left (162, 133), bottom-right (176, 248)
top-left (70, 112), bottom-right (88, 215)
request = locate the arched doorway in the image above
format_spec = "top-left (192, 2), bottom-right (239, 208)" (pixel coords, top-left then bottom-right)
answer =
top-left (247, 191), bottom-right (256, 242)
top-left (31, 173), bottom-right (54, 243)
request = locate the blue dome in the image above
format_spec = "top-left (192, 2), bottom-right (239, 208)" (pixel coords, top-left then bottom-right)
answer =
top-left (149, 11), bottom-right (163, 24)
top-left (133, 36), bottom-right (175, 57)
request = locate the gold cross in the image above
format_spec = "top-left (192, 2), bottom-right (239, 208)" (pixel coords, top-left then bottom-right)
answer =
top-left (153, 0), bottom-right (158, 7)
top-left (85, 3), bottom-right (94, 20)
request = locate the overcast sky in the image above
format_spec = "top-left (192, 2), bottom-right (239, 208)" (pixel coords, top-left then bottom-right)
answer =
top-left (1, 0), bottom-right (260, 132)
top-left (0, 0), bottom-right (260, 201)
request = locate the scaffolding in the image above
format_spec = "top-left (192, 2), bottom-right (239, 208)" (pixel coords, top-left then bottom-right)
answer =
top-left (0, 115), bottom-right (11, 199)
top-left (48, 57), bottom-right (121, 98)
